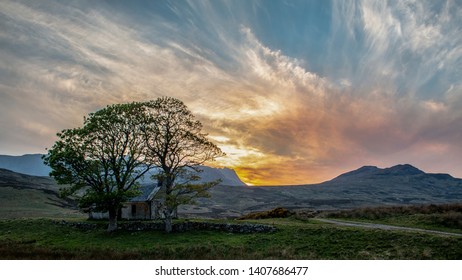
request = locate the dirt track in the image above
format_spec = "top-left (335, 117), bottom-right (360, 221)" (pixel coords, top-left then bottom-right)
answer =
top-left (314, 218), bottom-right (462, 237)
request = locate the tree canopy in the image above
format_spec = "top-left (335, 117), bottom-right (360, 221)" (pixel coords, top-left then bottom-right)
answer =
top-left (44, 97), bottom-right (224, 232)
top-left (43, 102), bottom-right (154, 232)
top-left (142, 97), bottom-right (225, 232)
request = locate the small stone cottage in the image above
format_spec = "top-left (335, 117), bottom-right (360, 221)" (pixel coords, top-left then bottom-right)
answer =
top-left (89, 181), bottom-right (165, 220)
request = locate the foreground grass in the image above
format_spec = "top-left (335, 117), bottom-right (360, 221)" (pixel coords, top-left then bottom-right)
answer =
top-left (0, 218), bottom-right (461, 260)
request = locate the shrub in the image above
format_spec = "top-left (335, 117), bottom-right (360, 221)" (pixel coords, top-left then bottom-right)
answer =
top-left (238, 207), bottom-right (293, 220)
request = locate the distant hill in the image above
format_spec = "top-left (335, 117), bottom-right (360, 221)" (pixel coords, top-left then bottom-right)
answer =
top-left (2, 162), bottom-right (461, 219)
top-left (327, 164), bottom-right (458, 188)
top-left (0, 154), bottom-right (246, 186)
top-left (0, 154), bottom-right (51, 176)
top-left (181, 164), bottom-right (462, 218)
top-left (141, 166), bottom-right (246, 187)
top-left (0, 168), bottom-right (83, 219)
top-left (332, 164), bottom-right (426, 180)
top-left (196, 166), bottom-right (246, 186)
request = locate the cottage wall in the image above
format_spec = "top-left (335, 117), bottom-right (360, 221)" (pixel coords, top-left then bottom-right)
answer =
top-left (121, 202), bottom-right (151, 220)
top-left (89, 201), bottom-right (159, 220)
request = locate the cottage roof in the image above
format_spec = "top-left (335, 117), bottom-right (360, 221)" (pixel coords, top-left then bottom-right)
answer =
top-left (130, 183), bottom-right (160, 202)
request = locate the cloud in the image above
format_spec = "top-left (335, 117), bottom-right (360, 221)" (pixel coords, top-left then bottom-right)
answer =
top-left (1, 0), bottom-right (462, 184)
top-left (329, 0), bottom-right (462, 96)
top-left (209, 24), bottom-right (462, 184)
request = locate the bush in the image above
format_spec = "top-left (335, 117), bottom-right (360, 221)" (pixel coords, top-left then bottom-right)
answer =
top-left (428, 211), bottom-right (462, 230)
top-left (238, 207), bottom-right (293, 220)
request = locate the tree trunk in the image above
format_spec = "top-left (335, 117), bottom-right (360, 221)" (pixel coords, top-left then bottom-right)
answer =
top-left (164, 215), bottom-right (173, 233)
top-left (163, 206), bottom-right (174, 233)
top-left (107, 208), bottom-right (118, 232)
top-left (172, 207), bottom-right (178, 219)
top-left (163, 177), bottom-right (175, 233)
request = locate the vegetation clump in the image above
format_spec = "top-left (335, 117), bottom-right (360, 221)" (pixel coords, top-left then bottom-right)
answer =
top-left (238, 207), bottom-right (294, 220)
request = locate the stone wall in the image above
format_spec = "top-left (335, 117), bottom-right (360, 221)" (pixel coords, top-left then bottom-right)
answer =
top-left (57, 220), bottom-right (276, 233)
top-left (122, 221), bottom-right (277, 233)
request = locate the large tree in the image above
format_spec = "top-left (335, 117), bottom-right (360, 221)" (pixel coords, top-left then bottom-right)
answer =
top-left (43, 102), bottom-right (154, 232)
top-left (142, 97), bottom-right (225, 233)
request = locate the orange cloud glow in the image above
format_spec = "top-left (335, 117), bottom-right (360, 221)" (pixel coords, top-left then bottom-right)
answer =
top-left (2, 1), bottom-right (462, 185)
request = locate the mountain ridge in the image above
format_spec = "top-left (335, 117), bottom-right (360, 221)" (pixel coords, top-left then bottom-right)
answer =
top-left (0, 154), bottom-right (51, 177)
top-left (1, 160), bottom-right (462, 218)
top-left (1, 154), bottom-right (460, 187)
top-left (0, 154), bottom-right (246, 187)
top-left (179, 163), bottom-right (462, 218)
top-left (331, 163), bottom-right (447, 182)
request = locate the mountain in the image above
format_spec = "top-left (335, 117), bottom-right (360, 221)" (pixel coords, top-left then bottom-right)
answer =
top-left (333, 164), bottom-right (426, 180)
top-left (333, 165), bottom-right (380, 179)
top-left (332, 164), bottom-right (425, 180)
top-left (180, 164), bottom-right (462, 218)
top-left (1, 158), bottom-right (461, 219)
top-left (328, 164), bottom-right (457, 187)
top-left (140, 166), bottom-right (246, 186)
top-left (0, 154), bottom-right (51, 176)
top-left (0, 154), bottom-right (246, 186)
top-left (194, 166), bottom-right (246, 186)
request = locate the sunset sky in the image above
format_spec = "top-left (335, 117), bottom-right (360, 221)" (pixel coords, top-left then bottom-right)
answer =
top-left (1, 0), bottom-right (462, 185)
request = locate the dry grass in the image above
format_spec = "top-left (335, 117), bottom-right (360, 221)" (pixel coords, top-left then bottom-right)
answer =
top-left (322, 203), bottom-right (462, 231)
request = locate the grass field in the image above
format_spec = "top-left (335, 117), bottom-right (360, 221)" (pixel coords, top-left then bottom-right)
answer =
top-left (322, 204), bottom-right (462, 234)
top-left (0, 217), bottom-right (461, 260)
top-left (0, 187), bottom-right (84, 219)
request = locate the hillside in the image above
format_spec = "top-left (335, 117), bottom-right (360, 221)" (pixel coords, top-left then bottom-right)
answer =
top-left (0, 168), bottom-right (83, 219)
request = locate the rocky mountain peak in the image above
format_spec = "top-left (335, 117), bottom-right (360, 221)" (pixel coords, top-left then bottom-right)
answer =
top-left (333, 165), bottom-right (380, 179)
top-left (332, 164), bottom-right (426, 181)
top-left (380, 164), bottom-right (425, 176)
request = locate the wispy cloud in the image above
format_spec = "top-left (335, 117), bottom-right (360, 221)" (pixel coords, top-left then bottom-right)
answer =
top-left (0, 0), bottom-right (461, 184)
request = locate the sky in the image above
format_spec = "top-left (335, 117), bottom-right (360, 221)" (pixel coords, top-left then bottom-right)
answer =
top-left (1, 0), bottom-right (462, 185)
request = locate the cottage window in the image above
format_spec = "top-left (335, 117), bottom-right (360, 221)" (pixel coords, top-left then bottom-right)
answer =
top-left (131, 204), bottom-right (136, 216)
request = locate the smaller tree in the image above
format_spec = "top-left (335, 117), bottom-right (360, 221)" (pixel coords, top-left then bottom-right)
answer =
top-left (142, 97), bottom-right (225, 232)
top-left (43, 103), bottom-right (154, 232)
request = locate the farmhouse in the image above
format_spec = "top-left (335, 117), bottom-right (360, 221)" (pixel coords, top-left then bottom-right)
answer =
top-left (89, 181), bottom-right (166, 220)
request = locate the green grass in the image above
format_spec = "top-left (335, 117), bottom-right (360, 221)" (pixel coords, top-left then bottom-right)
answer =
top-left (322, 204), bottom-right (462, 234)
top-left (0, 218), bottom-right (461, 260)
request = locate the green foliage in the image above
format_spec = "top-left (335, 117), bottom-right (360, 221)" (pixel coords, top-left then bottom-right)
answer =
top-left (43, 97), bottom-right (225, 232)
top-left (139, 97), bottom-right (225, 232)
top-left (142, 97), bottom-right (224, 171)
top-left (77, 187), bottom-right (141, 213)
top-left (43, 102), bottom-right (154, 230)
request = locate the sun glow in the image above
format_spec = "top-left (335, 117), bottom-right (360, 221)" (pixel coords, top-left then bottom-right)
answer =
top-left (2, 1), bottom-right (462, 183)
